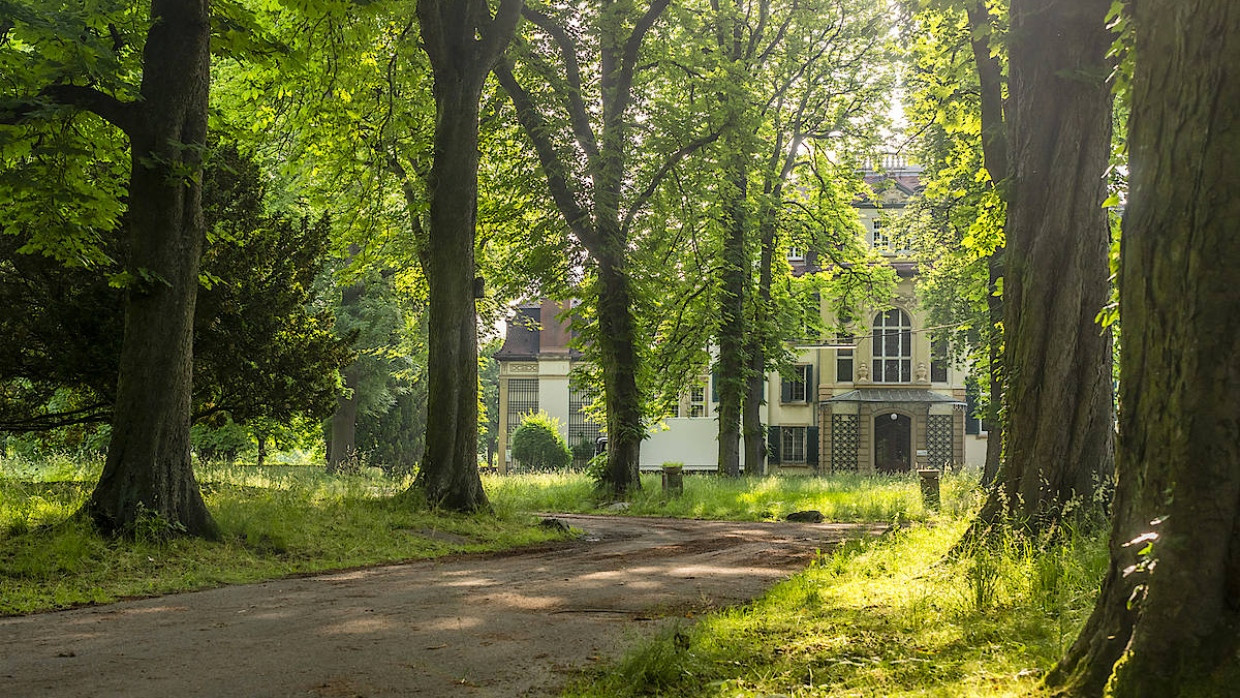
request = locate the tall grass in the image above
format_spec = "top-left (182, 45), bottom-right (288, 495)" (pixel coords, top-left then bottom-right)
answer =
top-left (0, 457), bottom-right (566, 616)
top-left (487, 470), bottom-right (980, 523)
top-left (566, 517), bottom-right (1110, 697)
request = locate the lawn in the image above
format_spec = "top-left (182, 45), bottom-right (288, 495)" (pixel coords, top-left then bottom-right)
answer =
top-left (0, 455), bottom-right (568, 615)
top-left (485, 469), bottom-right (979, 523)
top-left (565, 517), bottom-right (1110, 697)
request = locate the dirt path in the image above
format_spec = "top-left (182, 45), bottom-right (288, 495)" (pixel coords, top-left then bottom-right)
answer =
top-left (0, 515), bottom-right (884, 697)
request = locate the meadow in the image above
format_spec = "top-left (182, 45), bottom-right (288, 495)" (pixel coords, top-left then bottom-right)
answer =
top-left (2, 456), bottom-right (1112, 697)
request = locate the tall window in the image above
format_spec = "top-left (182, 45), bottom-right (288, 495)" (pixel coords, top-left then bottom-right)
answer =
top-left (781, 364), bottom-right (812, 403)
top-left (931, 337), bottom-right (949, 383)
top-left (506, 378), bottom-right (539, 436)
top-left (781, 426), bottom-right (808, 463)
top-left (689, 383), bottom-right (707, 418)
top-left (872, 219), bottom-right (891, 251)
top-left (836, 335), bottom-right (855, 382)
top-left (872, 309), bottom-right (912, 383)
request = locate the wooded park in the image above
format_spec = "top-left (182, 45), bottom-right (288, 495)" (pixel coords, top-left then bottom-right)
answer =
top-left (0, 0), bottom-right (1237, 696)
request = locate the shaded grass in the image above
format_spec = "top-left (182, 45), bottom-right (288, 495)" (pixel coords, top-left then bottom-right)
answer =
top-left (0, 457), bottom-right (570, 616)
top-left (565, 517), bottom-right (1109, 697)
top-left (486, 470), bottom-right (979, 523)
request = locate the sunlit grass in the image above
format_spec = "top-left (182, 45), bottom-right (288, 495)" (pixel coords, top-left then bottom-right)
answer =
top-left (486, 470), bottom-right (979, 523)
top-left (0, 456), bottom-right (567, 616)
top-left (565, 515), bottom-right (1110, 697)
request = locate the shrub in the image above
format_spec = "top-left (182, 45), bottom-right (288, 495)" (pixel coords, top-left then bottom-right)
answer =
top-left (510, 412), bottom-right (572, 472)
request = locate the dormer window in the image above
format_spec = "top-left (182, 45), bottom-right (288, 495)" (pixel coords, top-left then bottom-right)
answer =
top-left (787, 247), bottom-right (805, 262)
top-left (872, 308), bottom-right (912, 382)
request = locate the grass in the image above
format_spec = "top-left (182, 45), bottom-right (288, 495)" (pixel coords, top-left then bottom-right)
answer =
top-left (485, 469), bottom-right (979, 523)
top-left (564, 515), bottom-right (1110, 697)
top-left (0, 455), bottom-right (571, 616)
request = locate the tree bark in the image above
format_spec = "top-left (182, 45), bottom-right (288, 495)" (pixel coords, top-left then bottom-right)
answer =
top-left (597, 260), bottom-right (643, 496)
top-left (327, 363), bottom-right (361, 474)
top-left (742, 204), bottom-right (778, 476)
top-left (1047, 2), bottom-right (1240, 694)
top-left (966, 0), bottom-right (1007, 489)
top-left (411, 0), bottom-right (522, 511)
top-left (716, 160), bottom-right (748, 478)
top-left (85, 0), bottom-right (216, 538)
top-left (972, 0), bottom-right (1115, 532)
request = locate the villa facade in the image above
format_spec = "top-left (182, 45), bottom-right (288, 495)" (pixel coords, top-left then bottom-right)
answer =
top-left (495, 163), bottom-right (988, 474)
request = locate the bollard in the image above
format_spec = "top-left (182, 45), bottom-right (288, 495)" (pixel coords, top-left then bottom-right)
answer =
top-left (917, 468), bottom-right (941, 510)
top-left (662, 463), bottom-right (684, 495)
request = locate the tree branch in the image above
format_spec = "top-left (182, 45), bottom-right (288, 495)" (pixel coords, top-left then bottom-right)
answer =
top-left (477, 0), bottom-right (524, 68)
top-left (613, 0), bottom-right (671, 116)
top-left (0, 84), bottom-right (135, 134)
top-left (621, 129), bottom-right (721, 236)
top-left (493, 59), bottom-right (601, 254)
top-left (521, 6), bottom-right (600, 163)
top-left (967, 0), bottom-right (1008, 182)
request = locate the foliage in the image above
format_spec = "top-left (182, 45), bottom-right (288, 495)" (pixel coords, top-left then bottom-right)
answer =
top-left (0, 143), bottom-right (351, 435)
top-left (509, 412), bottom-right (572, 472)
top-left (0, 455), bottom-right (570, 615)
top-left (565, 513), bottom-right (1108, 697)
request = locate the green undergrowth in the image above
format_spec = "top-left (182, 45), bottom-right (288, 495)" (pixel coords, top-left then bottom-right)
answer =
top-left (486, 470), bottom-right (978, 523)
top-left (566, 517), bottom-right (1109, 698)
top-left (0, 456), bottom-right (570, 616)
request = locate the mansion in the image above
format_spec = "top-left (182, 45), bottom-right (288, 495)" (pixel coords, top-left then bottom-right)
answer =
top-left (494, 163), bottom-right (987, 474)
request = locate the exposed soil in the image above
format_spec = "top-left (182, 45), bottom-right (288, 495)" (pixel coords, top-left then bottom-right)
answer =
top-left (0, 515), bottom-right (885, 697)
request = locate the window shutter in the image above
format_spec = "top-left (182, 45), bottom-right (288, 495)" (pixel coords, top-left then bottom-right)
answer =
top-left (711, 371), bottom-right (720, 402)
top-left (806, 365), bottom-right (814, 402)
top-left (807, 426), bottom-right (819, 467)
top-left (767, 425), bottom-right (781, 464)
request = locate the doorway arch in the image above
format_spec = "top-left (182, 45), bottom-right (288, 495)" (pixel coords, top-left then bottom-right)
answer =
top-left (874, 413), bottom-right (912, 473)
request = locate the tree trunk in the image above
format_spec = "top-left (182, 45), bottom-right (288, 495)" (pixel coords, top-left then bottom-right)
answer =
top-left (973, 0), bottom-right (1114, 532)
top-left (742, 216), bottom-right (777, 476)
top-left (411, 77), bottom-right (488, 511)
top-left (716, 161), bottom-right (748, 478)
top-left (328, 277), bottom-right (364, 474)
top-left (1047, 3), bottom-right (1240, 694)
top-left (255, 433), bottom-right (268, 468)
top-left (327, 363), bottom-right (361, 473)
top-left (85, 0), bottom-right (216, 538)
top-left (966, 0), bottom-right (1007, 490)
top-left (410, 0), bottom-right (522, 511)
top-left (980, 252), bottom-right (1004, 488)
top-left (597, 259), bottom-right (643, 496)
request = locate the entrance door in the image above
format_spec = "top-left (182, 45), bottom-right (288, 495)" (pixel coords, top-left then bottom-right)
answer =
top-left (874, 414), bottom-right (912, 474)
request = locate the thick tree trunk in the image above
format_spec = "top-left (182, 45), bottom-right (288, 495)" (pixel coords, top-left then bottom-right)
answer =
top-left (85, 0), bottom-right (216, 538)
top-left (411, 0), bottom-right (521, 511)
top-left (1047, 3), bottom-right (1240, 695)
top-left (742, 220), bottom-right (777, 475)
top-left (716, 163), bottom-right (748, 478)
top-left (412, 78), bottom-right (488, 512)
top-left (966, 0), bottom-right (1007, 490)
top-left (597, 259), bottom-right (643, 496)
top-left (973, 0), bottom-right (1115, 531)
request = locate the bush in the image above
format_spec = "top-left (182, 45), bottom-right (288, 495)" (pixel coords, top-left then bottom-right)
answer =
top-left (510, 412), bottom-right (572, 472)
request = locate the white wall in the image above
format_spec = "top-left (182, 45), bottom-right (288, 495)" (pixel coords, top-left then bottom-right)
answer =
top-left (641, 418), bottom-right (743, 471)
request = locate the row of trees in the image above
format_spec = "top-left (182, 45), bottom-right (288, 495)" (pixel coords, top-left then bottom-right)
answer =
top-left (905, 0), bottom-right (1239, 692)
top-left (3, 1), bottom-right (1237, 689)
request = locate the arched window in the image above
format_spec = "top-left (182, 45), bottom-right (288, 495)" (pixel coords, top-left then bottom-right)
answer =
top-left (873, 308), bottom-right (912, 382)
